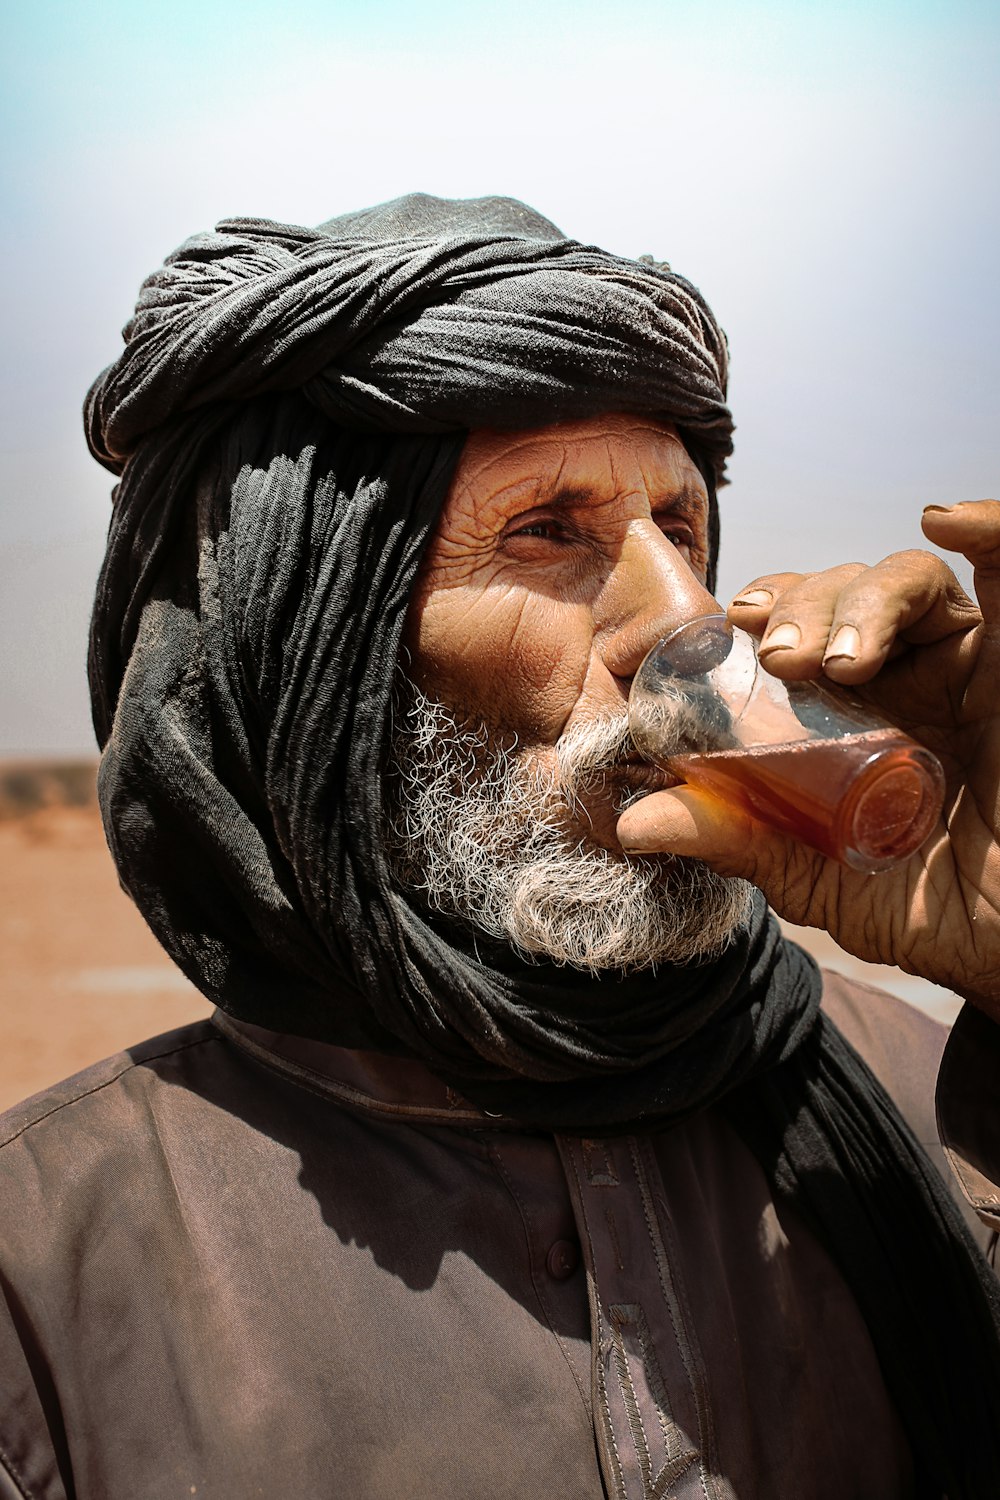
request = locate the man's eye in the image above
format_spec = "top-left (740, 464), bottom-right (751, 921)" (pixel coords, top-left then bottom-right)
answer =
top-left (508, 518), bottom-right (566, 542)
top-left (660, 523), bottom-right (694, 552)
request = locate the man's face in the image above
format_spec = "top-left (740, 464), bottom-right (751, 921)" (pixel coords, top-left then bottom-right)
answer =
top-left (404, 412), bottom-right (719, 850)
top-left (390, 413), bottom-right (753, 975)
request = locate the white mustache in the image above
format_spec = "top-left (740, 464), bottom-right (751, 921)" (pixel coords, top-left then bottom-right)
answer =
top-left (554, 716), bottom-right (635, 789)
top-left (387, 686), bottom-right (752, 975)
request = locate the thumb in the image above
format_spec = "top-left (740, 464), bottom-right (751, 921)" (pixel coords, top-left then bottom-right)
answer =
top-left (617, 786), bottom-right (834, 930)
top-left (921, 499), bottom-right (1000, 625)
top-left (617, 786), bottom-right (766, 876)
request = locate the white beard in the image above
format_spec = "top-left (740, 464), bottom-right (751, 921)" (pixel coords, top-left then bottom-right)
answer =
top-left (387, 686), bottom-right (754, 975)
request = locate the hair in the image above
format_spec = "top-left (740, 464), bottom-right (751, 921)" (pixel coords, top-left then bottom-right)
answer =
top-left (387, 683), bottom-right (753, 975)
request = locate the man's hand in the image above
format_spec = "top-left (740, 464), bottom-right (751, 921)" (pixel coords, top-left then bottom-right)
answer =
top-left (617, 500), bottom-right (1000, 1017)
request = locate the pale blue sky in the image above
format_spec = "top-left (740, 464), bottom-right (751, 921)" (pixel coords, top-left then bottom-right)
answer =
top-left (2, 0), bottom-right (997, 750)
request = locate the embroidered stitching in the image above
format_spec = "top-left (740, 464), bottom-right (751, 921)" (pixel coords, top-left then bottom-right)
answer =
top-left (582, 1137), bottom-right (620, 1186)
top-left (560, 1140), bottom-right (628, 1499)
top-left (0, 1436), bottom-right (36, 1499)
top-left (608, 1302), bottom-right (700, 1498)
top-left (629, 1138), bottom-right (721, 1500)
top-left (608, 1305), bottom-right (653, 1483)
top-left (605, 1206), bottom-right (626, 1272)
top-left (596, 1321), bottom-right (628, 1498)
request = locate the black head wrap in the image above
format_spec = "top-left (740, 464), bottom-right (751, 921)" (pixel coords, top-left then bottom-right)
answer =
top-left (87, 194), bottom-right (1000, 1491)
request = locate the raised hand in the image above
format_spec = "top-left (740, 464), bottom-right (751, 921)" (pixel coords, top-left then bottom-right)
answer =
top-left (617, 500), bottom-right (1000, 1018)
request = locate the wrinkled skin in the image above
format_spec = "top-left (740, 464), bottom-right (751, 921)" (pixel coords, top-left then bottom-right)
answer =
top-left (405, 413), bottom-right (717, 851)
top-left (621, 502), bottom-right (1000, 1014)
top-left (406, 413), bottom-right (1000, 1016)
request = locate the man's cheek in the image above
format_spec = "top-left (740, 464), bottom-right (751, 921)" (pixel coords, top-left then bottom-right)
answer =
top-left (412, 589), bottom-right (593, 743)
top-left (428, 645), bottom-right (585, 743)
top-left (490, 601), bottom-right (593, 742)
top-left (503, 645), bottom-right (591, 740)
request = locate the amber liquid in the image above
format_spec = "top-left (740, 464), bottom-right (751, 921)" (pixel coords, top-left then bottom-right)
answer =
top-left (671, 729), bottom-right (945, 872)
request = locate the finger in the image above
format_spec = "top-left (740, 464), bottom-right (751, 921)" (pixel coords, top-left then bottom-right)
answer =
top-left (750, 553), bottom-right (976, 686)
top-left (921, 500), bottom-right (1000, 626)
top-left (750, 563), bottom-right (868, 681)
top-left (811, 549), bottom-right (977, 686)
top-left (617, 786), bottom-right (840, 933)
top-left (617, 785), bottom-right (764, 873)
top-left (727, 573), bottom-right (808, 635)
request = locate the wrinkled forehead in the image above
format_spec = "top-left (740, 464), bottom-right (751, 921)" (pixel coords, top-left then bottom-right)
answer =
top-left (442, 413), bottom-right (710, 528)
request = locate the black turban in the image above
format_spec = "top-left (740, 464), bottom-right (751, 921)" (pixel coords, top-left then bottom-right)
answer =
top-left (87, 193), bottom-right (733, 477)
top-left (86, 194), bottom-right (1000, 1492)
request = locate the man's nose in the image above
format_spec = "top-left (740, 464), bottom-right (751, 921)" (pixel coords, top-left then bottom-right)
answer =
top-left (597, 520), bottom-right (719, 683)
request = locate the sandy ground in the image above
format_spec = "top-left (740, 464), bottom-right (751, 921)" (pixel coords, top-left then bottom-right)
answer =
top-left (0, 801), bottom-right (962, 1116)
top-left (0, 806), bottom-right (210, 1114)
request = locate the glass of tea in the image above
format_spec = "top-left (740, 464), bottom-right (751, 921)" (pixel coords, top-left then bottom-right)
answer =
top-left (627, 613), bottom-right (945, 873)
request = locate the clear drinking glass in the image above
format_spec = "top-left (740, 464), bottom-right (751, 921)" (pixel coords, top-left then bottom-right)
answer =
top-left (627, 613), bottom-right (945, 873)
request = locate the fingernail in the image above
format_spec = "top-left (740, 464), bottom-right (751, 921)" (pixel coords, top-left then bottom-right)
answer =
top-left (923, 504), bottom-right (954, 514)
top-left (760, 622), bottom-right (800, 652)
top-left (823, 624), bottom-right (861, 664)
top-left (731, 589), bottom-right (772, 608)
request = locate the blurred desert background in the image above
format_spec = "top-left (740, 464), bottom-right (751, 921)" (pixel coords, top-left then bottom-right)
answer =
top-left (0, 758), bottom-right (961, 1116)
top-left (0, 762), bottom-right (211, 1113)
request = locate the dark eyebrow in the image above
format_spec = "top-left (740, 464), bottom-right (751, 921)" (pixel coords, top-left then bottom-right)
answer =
top-left (546, 485), bottom-right (597, 508)
top-left (655, 485), bottom-right (709, 515)
top-left (547, 483), bottom-right (708, 512)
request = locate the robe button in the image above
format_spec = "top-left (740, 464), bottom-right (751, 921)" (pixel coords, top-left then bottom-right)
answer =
top-left (546, 1238), bottom-right (580, 1280)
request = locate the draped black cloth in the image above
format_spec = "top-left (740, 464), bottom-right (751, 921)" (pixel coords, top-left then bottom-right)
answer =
top-left (86, 193), bottom-right (1000, 1493)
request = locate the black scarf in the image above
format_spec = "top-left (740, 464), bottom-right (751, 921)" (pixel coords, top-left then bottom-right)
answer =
top-left (86, 194), bottom-right (1000, 1493)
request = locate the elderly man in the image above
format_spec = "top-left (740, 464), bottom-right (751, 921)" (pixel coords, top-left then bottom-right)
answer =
top-left (1, 194), bottom-right (999, 1499)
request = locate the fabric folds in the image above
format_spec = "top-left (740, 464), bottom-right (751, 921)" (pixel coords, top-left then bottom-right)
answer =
top-left (86, 195), bottom-right (733, 484)
top-left (85, 193), bottom-right (1000, 1494)
top-left (91, 391), bottom-right (786, 1096)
